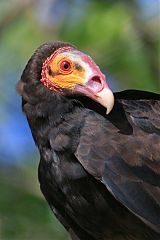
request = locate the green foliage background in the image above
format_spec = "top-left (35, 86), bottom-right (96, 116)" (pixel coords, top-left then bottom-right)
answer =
top-left (0, 0), bottom-right (159, 239)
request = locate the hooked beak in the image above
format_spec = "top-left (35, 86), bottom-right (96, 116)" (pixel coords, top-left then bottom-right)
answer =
top-left (75, 74), bottom-right (114, 114)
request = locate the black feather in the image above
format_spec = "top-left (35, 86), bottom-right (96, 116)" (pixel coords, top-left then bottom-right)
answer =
top-left (17, 42), bottom-right (160, 240)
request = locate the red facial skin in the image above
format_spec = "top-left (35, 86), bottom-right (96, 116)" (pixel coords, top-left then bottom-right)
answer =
top-left (40, 46), bottom-right (114, 113)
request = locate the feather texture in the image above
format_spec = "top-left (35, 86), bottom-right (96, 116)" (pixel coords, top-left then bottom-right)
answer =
top-left (17, 42), bottom-right (160, 240)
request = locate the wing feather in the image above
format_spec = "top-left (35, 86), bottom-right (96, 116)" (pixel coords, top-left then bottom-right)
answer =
top-left (75, 95), bottom-right (160, 233)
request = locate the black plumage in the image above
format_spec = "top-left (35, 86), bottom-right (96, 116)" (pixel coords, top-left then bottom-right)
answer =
top-left (17, 42), bottom-right (160, 240)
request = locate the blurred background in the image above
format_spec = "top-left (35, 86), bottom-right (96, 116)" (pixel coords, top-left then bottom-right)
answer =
top-left (0, 0), bottom-right (159, 239)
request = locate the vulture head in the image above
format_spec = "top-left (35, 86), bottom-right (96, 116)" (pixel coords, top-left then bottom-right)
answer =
top-left (17, 41), bottom-right (114, 114)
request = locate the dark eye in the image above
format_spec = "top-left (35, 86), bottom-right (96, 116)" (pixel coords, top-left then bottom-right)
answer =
top-left (60, 61), bottom-right (71, 71)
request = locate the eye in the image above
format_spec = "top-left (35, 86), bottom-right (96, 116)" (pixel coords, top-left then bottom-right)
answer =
top-left (59, 60), bottom-right (71, 72)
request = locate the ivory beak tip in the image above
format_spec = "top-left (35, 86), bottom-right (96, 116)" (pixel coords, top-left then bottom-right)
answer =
top-left (96, 88), bottom-right (114, 114)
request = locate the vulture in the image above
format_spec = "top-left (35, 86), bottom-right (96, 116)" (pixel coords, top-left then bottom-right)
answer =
top-left (17, 41), bottom-right (160, 240)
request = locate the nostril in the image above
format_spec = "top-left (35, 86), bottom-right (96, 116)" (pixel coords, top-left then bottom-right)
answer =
top-left (87, 75), bottom-right (103, 92)
top-left (90, 76), bottom-right (101, 84)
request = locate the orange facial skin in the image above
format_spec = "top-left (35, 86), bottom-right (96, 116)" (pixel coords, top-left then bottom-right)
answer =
top-left (40, 46), bottom-right (114, 114)
top-left (41, 48), bottom-right (89, 92)
top-left (47, 54), bottom-right (86, 90)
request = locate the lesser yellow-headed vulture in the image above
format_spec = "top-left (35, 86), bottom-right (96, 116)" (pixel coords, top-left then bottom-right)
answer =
top-left (17, 42), bottom-right (160, 240)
